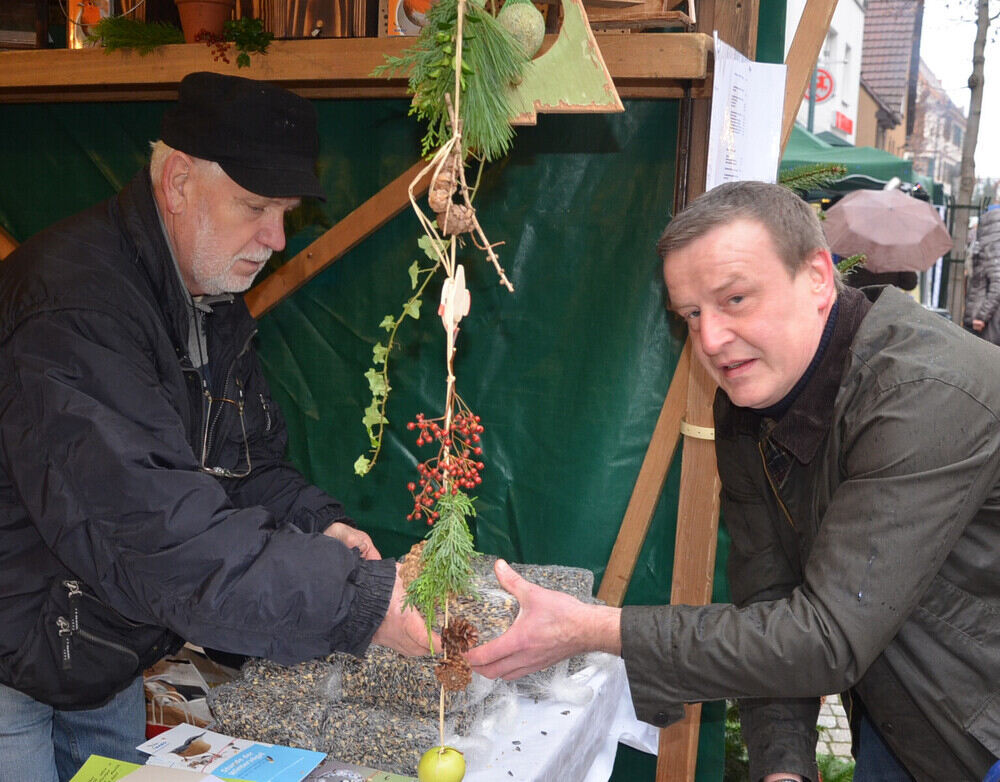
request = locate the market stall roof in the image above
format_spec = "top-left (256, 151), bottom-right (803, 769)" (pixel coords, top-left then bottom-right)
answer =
top-left (780, 124), bottom-right (914, 182)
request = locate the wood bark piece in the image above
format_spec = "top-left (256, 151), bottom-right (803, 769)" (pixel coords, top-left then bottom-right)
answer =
top-left (245, 159), bottom-right (428, 318)
top-left (597, 342), bottom-right (689, 608)
top-left (781, 0), bottom-right (839, 154)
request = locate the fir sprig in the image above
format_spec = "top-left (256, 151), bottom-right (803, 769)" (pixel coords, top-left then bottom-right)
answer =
top-left (87, 17), bottom-right (184, 54)
top-left (373, 0), bottom-right (528, 160)
top-left (404, 491), bottom-right (479, 648)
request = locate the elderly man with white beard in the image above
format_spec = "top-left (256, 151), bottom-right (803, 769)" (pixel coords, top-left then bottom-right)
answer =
top-left (0, 72), bottom-right (430, 782)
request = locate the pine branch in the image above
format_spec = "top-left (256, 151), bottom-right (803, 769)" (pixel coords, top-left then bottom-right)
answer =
top-left (836, 253), bottom-right (866, 274)
top-left (779, 163), bottom-right (848, 193)
top-left (373, 0), bottom-right (528, 161)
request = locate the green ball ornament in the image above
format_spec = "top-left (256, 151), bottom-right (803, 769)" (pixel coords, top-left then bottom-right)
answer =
top-left (417, 745), bottom-right (466, 782)
top-left (497, 0), bottom-right (545, 59)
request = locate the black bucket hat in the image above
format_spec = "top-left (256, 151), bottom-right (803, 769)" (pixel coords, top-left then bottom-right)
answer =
top-left (161, 71), bottom-right (326, 201)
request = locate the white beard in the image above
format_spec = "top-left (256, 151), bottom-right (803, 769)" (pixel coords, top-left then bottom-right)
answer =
top-left (190, 211), bottom-right (272, 295)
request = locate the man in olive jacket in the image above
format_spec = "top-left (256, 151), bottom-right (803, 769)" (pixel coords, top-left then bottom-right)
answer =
top-left (467, 181), bottom-right (1000, 781)
top-left (0, 73), bottom-right (428, 782)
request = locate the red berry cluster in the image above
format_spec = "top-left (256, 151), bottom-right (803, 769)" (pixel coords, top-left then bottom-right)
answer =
top-left (195, 29), bottom-right (231, 64)
top-left (405, 411), bottom-right (485, 524)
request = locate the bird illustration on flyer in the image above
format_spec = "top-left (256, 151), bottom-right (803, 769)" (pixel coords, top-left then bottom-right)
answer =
top-left (137, 723), bottom-right (325, 781)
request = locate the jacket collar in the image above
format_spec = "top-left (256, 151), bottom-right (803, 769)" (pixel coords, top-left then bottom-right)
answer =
top-left (716, 285), bottom-right (873, 463)
top-left (113, 169), bottom-right (254, 366)
top-left (114, 168), bottom-right (194, 354)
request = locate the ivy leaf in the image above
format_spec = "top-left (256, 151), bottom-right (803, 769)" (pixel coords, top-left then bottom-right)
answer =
top-left (403, 298), bottom-right (422, 320)
top-left (354, 455), bottom-right (372, 475)
top-left (418, 234), bottom-right (445, 261)
top-left (362, 401), bottom-right (388, 429)
top-left (364, 368), bottom-right (388, 397)
top-left (379, 315), bottom-right (396, 331)
top-left (408, 261), bottom-right (420, 290)
top-left (372, 343), bottom-right (388, 365)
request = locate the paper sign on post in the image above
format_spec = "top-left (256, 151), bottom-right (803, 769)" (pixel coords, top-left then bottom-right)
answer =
top-left (705, 32), bottom-right (787, 190)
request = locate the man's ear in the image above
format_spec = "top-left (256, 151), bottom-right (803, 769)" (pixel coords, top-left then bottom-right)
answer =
top-left (160, 151), bottom-right (195, 215)
top-left (804, 247), bottom-right (837, 308)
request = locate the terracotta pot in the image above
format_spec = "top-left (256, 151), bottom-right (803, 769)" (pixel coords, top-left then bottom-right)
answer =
top-left (174, 0), bottom-right (236, 43)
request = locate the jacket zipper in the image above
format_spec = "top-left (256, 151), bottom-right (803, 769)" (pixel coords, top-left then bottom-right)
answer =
top-left (202, 330), bottom-right (257, 466)
top-left (259, 394), bottom-right (271, 432)
top-left (57, 580), bottom-right (142, 671)
top-left (758, 441), bottom-right (796, 529)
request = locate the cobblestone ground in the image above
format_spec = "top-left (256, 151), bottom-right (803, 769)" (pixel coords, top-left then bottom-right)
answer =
top-left (817, 694), bottom-right (853, 761)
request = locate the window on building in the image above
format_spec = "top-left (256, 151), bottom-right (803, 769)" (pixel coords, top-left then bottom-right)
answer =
top-left (954, 125), bottom-right (963, 147)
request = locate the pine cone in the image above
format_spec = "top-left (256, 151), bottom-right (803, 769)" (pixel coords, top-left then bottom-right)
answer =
top-left (428, 149), bottom-right (461, 213)
top-left (442, 617), bottom-right (479, 655)
top-left (399, 540), bottom-right (426, 589)
top-left (434, 656), bottom-right (472, 692)
top-left (436, 204), bottom-right (476, 236)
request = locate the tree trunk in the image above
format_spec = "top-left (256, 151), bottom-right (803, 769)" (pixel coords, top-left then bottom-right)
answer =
top-left (947, 0), bottom-right (990, 321)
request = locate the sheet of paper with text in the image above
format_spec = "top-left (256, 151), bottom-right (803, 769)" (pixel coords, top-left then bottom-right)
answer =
top-left (705, 32), bottom-right (787, 190)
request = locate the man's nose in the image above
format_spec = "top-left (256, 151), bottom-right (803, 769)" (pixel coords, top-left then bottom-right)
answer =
top-left (697, 311), bottom-right (732, 355)
top-left (258, 212), bottom-right (286, 252)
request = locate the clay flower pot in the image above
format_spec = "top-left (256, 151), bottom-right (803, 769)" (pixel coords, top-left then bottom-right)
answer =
top-left (174, 0), bottom-right (236, 43)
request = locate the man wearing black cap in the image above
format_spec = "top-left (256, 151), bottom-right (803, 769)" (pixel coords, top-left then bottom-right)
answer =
top-left (0, 72), bottom-right (430, 781)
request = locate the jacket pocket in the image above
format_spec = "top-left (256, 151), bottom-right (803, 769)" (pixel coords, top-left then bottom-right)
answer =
top-left (6, 579), bottom-right (175, 709)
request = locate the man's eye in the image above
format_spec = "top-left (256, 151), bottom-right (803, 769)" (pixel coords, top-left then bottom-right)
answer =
top-left (728, 295), bottom-right (744, 306)
top-left (685, 310), bottom-right (700, 321)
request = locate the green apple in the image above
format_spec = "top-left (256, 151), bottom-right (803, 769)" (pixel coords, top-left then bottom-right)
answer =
top-left (417, 745), bottom-right (466, 782)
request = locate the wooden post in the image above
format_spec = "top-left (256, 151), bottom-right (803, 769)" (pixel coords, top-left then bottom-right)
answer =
top-left (653, 1), bottom-right (758, 779)
top-left (246, 160), bottom-right (429, 318)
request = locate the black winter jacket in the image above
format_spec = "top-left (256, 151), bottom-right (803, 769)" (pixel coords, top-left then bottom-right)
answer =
top-left (0, 170), bottom-right (396, 709)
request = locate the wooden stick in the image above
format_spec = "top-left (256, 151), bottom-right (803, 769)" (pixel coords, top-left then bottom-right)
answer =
top-left (781, 0), bottom-right (840, 154)
top-left (597, 342), bottom-right (690, 608)
top-left (245, 160), bottom-right (429, 318)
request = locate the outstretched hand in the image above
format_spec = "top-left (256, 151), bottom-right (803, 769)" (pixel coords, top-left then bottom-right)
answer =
top-left (464, 559), bottom-right (622, 680)
top-left (324, 522), bottom-right (381, 560)
top-left (372, 564), bottom-right (439, 657)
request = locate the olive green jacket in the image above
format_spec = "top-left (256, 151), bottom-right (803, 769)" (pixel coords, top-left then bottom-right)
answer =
top-left (621, 286), bottom-right (1000, 781)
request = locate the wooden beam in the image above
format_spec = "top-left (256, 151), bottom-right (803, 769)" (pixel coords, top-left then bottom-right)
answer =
top-left (0, 225), bottom-right (18, 260)
top-left (781, 0), bottom-right (840, 154)
top-left (245, 159), bottom-right (429, 319)
top-left (597, 342), bottom-right (689, 608)
top-left (655, 1), bottom-right (758, 779)
top-left (0, 33), bottom-right (712, 104)
top-left (656, 350), bottom-right (723, 782)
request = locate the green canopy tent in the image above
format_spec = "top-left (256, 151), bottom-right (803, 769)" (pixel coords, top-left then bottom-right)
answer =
top-left (781, 124), bottom-right (940, 204)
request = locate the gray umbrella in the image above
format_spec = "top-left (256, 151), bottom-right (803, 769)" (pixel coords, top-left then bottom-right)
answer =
top-left (822, 188), bottom-right (953, 273)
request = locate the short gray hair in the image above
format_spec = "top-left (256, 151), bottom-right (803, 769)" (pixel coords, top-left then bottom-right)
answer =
top-left (657, 181), bottom-right (831, 278)
top-left (148, 140), bottom-right (224, 187)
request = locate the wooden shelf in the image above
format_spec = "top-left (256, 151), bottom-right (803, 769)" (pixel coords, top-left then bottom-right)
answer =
top-left (0, 32), bottom-right (712, 103)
